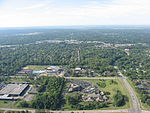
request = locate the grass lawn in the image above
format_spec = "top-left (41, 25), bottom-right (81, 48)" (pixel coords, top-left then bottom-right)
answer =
top-left (23, 65), bottom-right (50, 71)
top-left (0, 110), bottom-right (4, 113)
top-left (8, 76), bottom-right (32, 83)
top-left (9, 77), bottom-right (27, 82)
top-left (127, 79), bottom-right (150, 111)
top-left (0, 101), bottom-right (8, 107)
top-left (0, 101), bottom-right (16, 108)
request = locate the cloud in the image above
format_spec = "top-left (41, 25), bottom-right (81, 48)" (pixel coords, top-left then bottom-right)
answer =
top-left (0, 0), bottom-right (150, 27)
top-left (16, 0), bottom-right (52, 10)
top-left (16, 4), bottom-right (47, 10)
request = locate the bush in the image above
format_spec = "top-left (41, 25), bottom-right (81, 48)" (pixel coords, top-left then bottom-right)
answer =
top-left (97, 82), bottom-right (106, 88)
top-left (17, 100), bottom-right (29, 108)
top-left (113, 90), bottom-right (128, 107)
top-left (65, 93), bottom-right (82, 105)
top-left (146, 99), bottom-right (150, 106)
top-left (81, 101), bottom-right (108, 110)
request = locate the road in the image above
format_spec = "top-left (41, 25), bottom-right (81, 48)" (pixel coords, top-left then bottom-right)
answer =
top-left (114, 66), bottom-right (141, 113)
top-left (0, 108), bottom-right (129, 113)
top-left (9, 76), bottom-right (119, 80)
top-left (0, 108), bottom-right (35, 113)
top-left (65, 77), bottom-right (118, 79)
top-left (77, 48), bottom-right (81, 63)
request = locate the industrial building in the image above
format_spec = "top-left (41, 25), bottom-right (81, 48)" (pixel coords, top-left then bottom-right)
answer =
top-left (0, 83), bottom-right (29, 100)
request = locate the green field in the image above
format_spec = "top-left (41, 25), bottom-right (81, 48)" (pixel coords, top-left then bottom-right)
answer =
top-left (7, 76), bottom-right (34, 83)
top-left (0, 101), bottom-right (15, 108)
top-left (0, 110), bottom-right (4, 113)
top-left (23, 65), bottom-right (50, 71)
top-left (9, 77), bottom-right (28, 82)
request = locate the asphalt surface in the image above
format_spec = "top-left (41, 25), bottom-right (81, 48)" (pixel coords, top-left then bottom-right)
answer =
top-left (65, 77), bottom-right (118, 79)
top-left (115, 66), bottom-right (142, 113)
top-left (0, 108), bottom-right (129, 113)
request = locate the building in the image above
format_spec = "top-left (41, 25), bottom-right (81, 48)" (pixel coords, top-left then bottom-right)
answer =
top-left (32, 70), bottom-right (46, 75)
top-left (46, 66), bottom-right (63, 72)
top-left (0, 83), bottom-right (5, 90)
top-left (74, 68), bottom-right (82, 71)
top-left (82, 94), bottom-right (105, 102)
top-left (0, 83), bottom-right (29, 99)
top-left (0, 94), bottom-right (15, 101)
top-left (18, 69), bottom-right (33, 75)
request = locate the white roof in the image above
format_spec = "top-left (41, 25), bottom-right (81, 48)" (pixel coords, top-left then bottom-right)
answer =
top-left (0, 84), bottom-right (28, 95)
top-left (0, 94), bottom-right (13, 99)
top-left (75, 68), bottom-right (81, 70)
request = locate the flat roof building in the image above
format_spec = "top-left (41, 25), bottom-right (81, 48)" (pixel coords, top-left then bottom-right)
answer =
top-left (0, 84), bottom-right (29, 97)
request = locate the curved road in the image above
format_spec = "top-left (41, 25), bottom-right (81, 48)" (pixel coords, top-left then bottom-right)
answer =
top-left (114, 66), bottom-right (141, 113)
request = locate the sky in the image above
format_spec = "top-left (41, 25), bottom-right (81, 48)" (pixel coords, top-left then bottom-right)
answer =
top-left (0, 0), bottom-right (150, 27)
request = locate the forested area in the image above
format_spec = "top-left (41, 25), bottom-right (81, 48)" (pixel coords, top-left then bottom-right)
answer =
top-left (116, 47), bottom-right (150, 80)
top-left (31, 77), bottom-right (66, 109)
top-left (17, 77), bottom-right (66, 110)
top-left (0, 43), bottom-right (125, 75)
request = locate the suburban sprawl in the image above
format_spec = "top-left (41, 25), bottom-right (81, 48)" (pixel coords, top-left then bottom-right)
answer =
top-left (0, 27), bottom-right (150, 113)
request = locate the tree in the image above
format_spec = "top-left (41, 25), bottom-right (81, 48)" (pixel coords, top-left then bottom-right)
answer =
top-left (65, 93), bottom-right (82, 105)
top-left (113, 90), bottom-right (128, 107)
top-left (17, 100), bottom-right (29, 108)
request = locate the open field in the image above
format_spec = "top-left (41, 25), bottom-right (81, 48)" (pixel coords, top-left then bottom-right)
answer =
top-left (23, 65), bottom-right (50, 71)
top-left (0, 101), bottom-right (9, 108)
top-left (0, 101), bottom-right (16, 108)
top-left (7, 76), bottom-right (33, 83)
top-left (9, 77), bottom-right (28, 82)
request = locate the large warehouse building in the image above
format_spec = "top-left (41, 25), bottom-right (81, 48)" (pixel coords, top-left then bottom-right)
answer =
top-left (0, 83), bottom-right (29, 100)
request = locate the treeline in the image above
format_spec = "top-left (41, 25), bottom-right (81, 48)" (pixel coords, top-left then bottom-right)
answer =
top-left (6, 111), bottom-right (30, 113)
top-left (17, 77), bottom-right (66, 110)
top-left (0, 76), bottom-right (10, 82)
top-left (1, 29), bottom-right (150, 45)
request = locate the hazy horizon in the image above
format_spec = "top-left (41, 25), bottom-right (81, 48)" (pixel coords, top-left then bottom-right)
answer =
top-left (1, 25), bottom-right (150, 29)
top-left (0, 0), bottom-right (150, 27)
